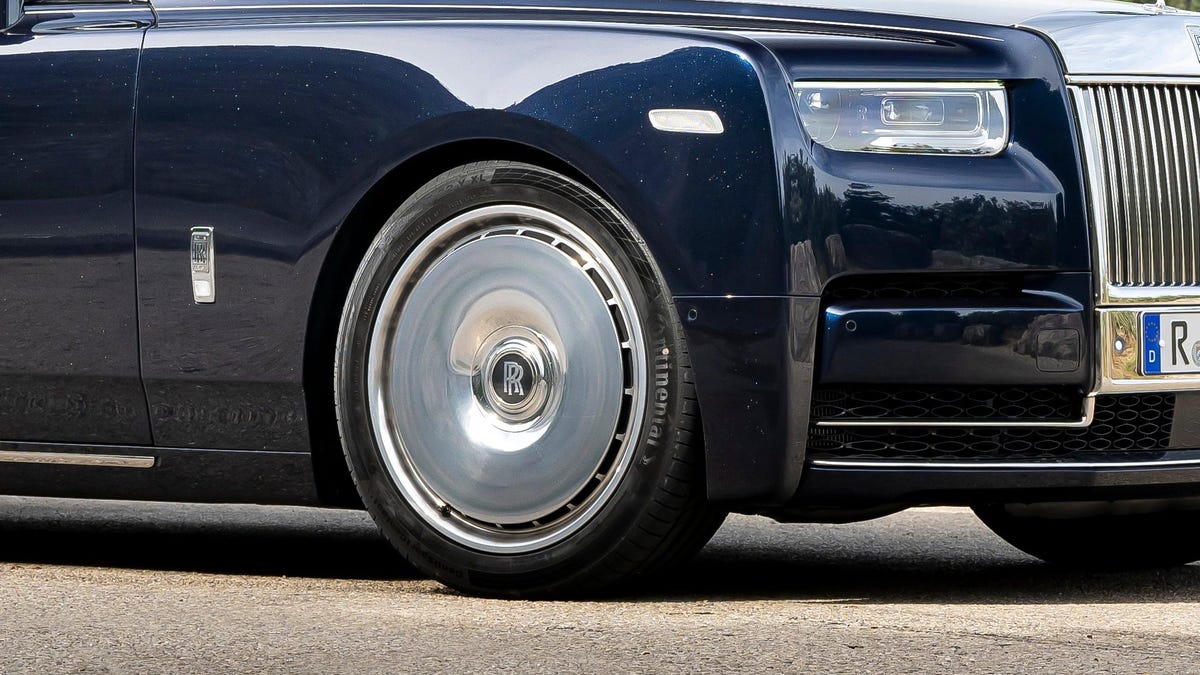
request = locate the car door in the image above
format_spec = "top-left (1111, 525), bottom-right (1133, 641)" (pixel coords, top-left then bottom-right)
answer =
top-left (0, 0), bottom-right (153, 444)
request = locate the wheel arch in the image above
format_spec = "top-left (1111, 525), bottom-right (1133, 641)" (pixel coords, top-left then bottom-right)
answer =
top-left (304, 136), bottom-right (649, 506)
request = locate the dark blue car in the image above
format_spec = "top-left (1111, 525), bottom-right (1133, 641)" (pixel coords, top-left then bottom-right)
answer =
top-left (3, 0), bottom-right (1199, 596)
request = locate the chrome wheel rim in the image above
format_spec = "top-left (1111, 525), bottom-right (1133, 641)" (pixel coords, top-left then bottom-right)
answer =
top-left (367, 204), bottom-right (646, 554)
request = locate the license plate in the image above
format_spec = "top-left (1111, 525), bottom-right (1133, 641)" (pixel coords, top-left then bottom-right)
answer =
top-left (1144, 313), bottom-right (1200, 374)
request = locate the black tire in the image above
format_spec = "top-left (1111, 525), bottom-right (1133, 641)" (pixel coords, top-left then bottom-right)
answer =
top-left (335, 161), bottom-right (723, 597)
top-left (974, 503), bottom-right (1200, 569)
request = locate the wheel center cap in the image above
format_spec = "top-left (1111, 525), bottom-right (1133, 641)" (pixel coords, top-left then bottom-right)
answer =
top-left (491, 351), bottom-right (536, 407)
top-left (473, 328), bottom-right (559, 427)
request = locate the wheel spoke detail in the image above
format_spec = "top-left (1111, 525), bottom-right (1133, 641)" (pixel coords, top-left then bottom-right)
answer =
top-left (365, 205), bottom-right (647, 554)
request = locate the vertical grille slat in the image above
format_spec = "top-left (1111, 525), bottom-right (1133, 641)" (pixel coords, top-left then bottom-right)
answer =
top-left (1157, 86), bottom-right (1177, 284)
top-left (1137, 87), bottom-right (1159, 284)
top-left (1107, 88), bottom-right (1135, 283)
top-left (1172, 87), bottom-right (1190, 283)
top-left (1095, 88), bottom-right (1125, 282)
top-left (1185, 87), bottom-right (1200, 284)
top-left (1179, 87), bottom-right (1194, 283)
top-left (1164, 86), bottom-right (1180, 284)
top-left (1127, 86), bottom-right (1149, 283)
top-left (1078, 84), bottom-right (1200, 289)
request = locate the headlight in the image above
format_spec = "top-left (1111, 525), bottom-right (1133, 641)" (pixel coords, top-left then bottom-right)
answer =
top-left (793, 81), bottom-right (1008, 156)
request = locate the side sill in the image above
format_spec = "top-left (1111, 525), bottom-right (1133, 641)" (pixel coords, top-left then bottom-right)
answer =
top-left (0, 442), bottom-right (321, 506)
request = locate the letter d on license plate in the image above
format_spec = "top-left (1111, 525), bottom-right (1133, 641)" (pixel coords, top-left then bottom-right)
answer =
top-left (1144, 312), bottom-right (1200, 374)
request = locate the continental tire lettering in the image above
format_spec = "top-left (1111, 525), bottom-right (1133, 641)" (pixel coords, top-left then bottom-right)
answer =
top-left (647, 340), bottom-right (670, 448)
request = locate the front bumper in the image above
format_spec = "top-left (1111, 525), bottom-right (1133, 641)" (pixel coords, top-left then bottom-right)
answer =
top-left (796, 277), bottom-right (1200, 508)
top-left (681, 288), bottom-right (1200, 509)
top-left (682, 26), bottom-right (1200, 509)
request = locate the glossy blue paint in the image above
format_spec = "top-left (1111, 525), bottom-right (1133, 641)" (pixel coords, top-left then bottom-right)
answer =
top-left (676, 296), bottom-right (819, 502)
top-left (822, 303), bottom-right (1087, 385)
top-left (760, 27), bottom-right (1089, 295)
top-left (820, 274), bottom-right (1090, 386)
top-left (0, 4), bottom-right (152, 444)
top-left (133, 15), bottom-right (780, 450)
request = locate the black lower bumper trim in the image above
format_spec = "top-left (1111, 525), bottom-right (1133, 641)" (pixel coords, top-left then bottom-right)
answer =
top-left (794, 450), bottom-right (1200, 507)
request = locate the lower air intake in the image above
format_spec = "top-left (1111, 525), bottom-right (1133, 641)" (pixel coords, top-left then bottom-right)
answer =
top-left (808, 392), bottom-right (1175, 461)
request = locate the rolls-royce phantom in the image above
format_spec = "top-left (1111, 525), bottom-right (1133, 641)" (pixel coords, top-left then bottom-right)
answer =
top-left (4, 0), bottom-right (1200, 596)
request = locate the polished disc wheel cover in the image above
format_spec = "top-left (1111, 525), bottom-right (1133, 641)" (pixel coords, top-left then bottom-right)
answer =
top-left (367, 205), bottom-right (645, 554)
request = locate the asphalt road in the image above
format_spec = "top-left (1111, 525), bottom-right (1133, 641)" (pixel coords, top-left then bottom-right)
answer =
top-left (0, 497), bottom-right (1197, 674)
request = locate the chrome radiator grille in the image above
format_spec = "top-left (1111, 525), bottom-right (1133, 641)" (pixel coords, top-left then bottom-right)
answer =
top-left (1072, 83), bottom-right (1200, 291)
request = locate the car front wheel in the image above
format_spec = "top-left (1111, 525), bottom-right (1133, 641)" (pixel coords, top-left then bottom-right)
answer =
top-left (335, 161), bottom-right (723, 597)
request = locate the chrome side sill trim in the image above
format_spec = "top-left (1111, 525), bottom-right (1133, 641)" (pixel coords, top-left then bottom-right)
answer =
top-left (814, 396), bottom-right (1095, 429)
top-left (0, 451), bottom-right (155, 469)
top-left (809, 457), bottom-right (1200, 470)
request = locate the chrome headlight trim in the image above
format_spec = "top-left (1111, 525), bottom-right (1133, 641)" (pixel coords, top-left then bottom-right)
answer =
top-left (792, 80), bottom-right (1009, 156)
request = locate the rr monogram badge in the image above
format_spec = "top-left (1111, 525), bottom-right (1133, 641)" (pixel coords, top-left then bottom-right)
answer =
top-left (502, 361), bottom-right (525, 398)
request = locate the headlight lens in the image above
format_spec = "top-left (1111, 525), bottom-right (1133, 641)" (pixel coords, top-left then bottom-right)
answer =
top-left (793, 81), bottom-right (1008, 156)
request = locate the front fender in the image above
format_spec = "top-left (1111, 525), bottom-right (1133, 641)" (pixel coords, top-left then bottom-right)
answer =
top-left (133, 16), bottom-right (792, 506)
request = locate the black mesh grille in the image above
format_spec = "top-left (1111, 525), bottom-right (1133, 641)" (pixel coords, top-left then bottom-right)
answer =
top-left (824, 275), bottom-right (1024, 301)
top-left (813, 386), bottom-right (1082, 423)
top-left (808, 393), bottom-right (1176, 461)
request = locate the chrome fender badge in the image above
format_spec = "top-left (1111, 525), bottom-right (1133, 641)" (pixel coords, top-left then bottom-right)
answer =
top-left (190, 226), bottom-right (216, 304)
